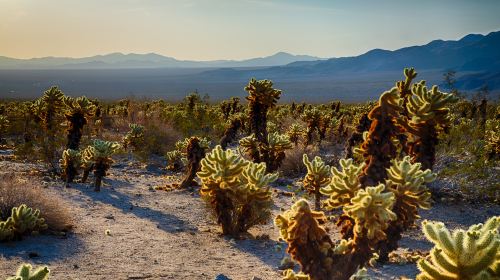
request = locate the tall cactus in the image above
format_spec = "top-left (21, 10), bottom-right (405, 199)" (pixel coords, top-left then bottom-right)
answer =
top-left (245, 78), bottom-right (282, 144)
top-left (179, 137), bottom-right (207, 189)
top-left (302, 155), bottom-right (331, 210)
top-left (63, 96), bottom-right (96, 150)
top-left (82, 140), bottom-right (121, 191)
top-left (416, 216), bottom-right (500, 280)
top-left (357, 87), bottom-right (403, 186)
top-left (406, 82), bottom-right (458, 170)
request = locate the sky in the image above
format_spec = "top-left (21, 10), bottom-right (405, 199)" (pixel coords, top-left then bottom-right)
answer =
top-left (1, 0), bottom-right (499, 61)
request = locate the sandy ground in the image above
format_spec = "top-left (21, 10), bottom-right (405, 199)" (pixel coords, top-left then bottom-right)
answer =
top-left (0, 158), bottom-right (499, 280)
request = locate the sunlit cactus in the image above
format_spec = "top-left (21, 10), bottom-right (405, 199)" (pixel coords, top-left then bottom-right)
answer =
top-left (357, 86), bottom-right (403, 187)
top-left (321, 159), bottom-right (365, 210)
top-left (6, 263), bottom-right (50, 280)
top-left (123, 123), bottom-right (145, 151)
top-left (344, 184), bottom-right (397, 242)
top-left (179, 137), bottom-right (207, 189)
top-left (245, 78), bottom-right (282, 144)
top-left (406, 81), bottom-right (458, 170)
top-left (82, 139), bottom-right (121, 191)
top-left (60, 149), bottom-right (82, 187)
top-left (287, 123), bottom-right (305, 146)
top-left (240, 132), bottom-right (292, 172)
top-left (416, 216), bottom-right (500, 280)
top-left (197, 145), bottom-right (275, 235)
top-left (0, 219), bottom-right (14, 241)
top-left (166, 150), bottom-right (184, 172)
top-left (282, 269), bottom-right (310, 280)
top-left (485, 119), bottom-right (500, 160)
top-left (302, 107), bottom-right (324, 146)
top-left (8, 204), bottom-right (48, 238)
top-left (166, 137), bottom-right (211, 171)
top-left (63, 96), bottom-right (96, 149)
top-left (302, 155), bottom-right (331, 210)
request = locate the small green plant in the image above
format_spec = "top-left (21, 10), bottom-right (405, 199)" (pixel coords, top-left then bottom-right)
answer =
top-left (81, 139), bottom-right (121, 191)
top-left (416, 216), bottom-right (500, 280)
top-left (302, 154), bottom-right (331, 210)
top-left (197, 145), bottom-right (276, 235)
top-left (6, 263), bottom-right (50, 280)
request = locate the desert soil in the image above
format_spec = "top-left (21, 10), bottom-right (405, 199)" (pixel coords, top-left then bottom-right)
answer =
top-left (0, 156), bottom-right (499, 280)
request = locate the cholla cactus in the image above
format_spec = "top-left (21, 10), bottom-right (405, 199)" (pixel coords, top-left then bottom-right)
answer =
top-left (321, 159), bottom-right (365, 210)
top-left (8, 204), bottom-right (48, 238)
top-left (416, 216), bottom-right (500, 280)
top-left (485, 119), bottom-right (500, 160)
top-left (82, 139), bottom-right (121, 191)
top-left (197, 145), bottom-right (275, 235)
top-left (166, 150), bottom-right (184, 171)
top-left (345, 113), bottom-right (371, 158)
top-left (60, 149), bottom-right (82, 186)
top-left (240, 132), bottom-right (292, 172)
top-left (0, 219), bottom-right (14, 241)
top-left (282, 269), bottom-right (310, 280)
top-left (179, 137), bottom-right (207, 189)
top-left (0, 115), bottom-right (9, 142)
top-left (63, 96), bottom-right (96, 149)
top-left (406, 81), bottom-right (458, 170)
top-left (287, 123), bottom-right (305, 146)
top-left (302, 155), bottom-right (331, 210)
top-left (302, 108), bottom-right (324, 146)
top-left (123, 123), bottom-right (145, 151)
top-left (245, 78), bottom-right (282, 144)
top-left (344, 184), bottom-right (397, 242)
top-left (6, 263), bottom-right (50, 280)
top-left (358, 87), bottom-right (403, 186)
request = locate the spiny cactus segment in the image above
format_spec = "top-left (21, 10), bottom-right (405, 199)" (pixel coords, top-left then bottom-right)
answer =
top-left (321, 158), bottom-right (365, 210)
top-left (6, 263), bottom-right (50, 280)
top-left (302, 154), bottom-right (331, 210)
top-left (416, 216), bottom-right (500, 280)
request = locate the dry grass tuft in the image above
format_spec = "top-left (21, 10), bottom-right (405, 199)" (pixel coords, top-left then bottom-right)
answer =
top-left (0, 174), bottom-right (73, 232)
top-left (279, 145), bottom-right (320, 178)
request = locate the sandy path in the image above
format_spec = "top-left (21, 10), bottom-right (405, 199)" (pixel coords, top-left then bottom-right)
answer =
top-left (0, 160), bottom-right (499, 280)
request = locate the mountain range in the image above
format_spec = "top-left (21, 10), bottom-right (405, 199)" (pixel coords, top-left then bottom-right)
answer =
top-left (1, 31), bottom-right (499, 101)
top-left (0, 52), bottom-right (324, 69)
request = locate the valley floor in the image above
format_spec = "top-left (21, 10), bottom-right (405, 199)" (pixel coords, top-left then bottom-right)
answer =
top-left (0, 158), bottom-right (499, 280)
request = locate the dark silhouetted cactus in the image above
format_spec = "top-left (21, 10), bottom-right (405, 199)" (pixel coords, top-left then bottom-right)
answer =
top-left (179, 137), bottom-right (207, 189)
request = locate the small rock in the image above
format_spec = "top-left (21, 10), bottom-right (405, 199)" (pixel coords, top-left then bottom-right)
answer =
top-left (214, 274), bottom-right (232, 280)
top-left (251, 277), bottom-right (263, 280)
top-left (104, 214), bottom-right (115, 220)
top-left (73, 264), bottom-right (79, 269)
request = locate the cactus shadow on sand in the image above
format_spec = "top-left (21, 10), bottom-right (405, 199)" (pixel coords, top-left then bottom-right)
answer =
top-left (70, 178), bottom-right (198, 234)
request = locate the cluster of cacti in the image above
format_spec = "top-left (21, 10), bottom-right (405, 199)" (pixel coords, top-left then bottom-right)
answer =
top-left (6, 263), bottom-right (50, 280)
top-left (0, 204), bottom-right (47, 241)
top-left (123, 123), bottom-right (145, 151)
top-left (416, 216), bottom-right (500, 280)
top-left (81, 139), bottom-right (121, 191)
top-left (239, 132), bottom-right (292, 172)
top-left (485, 119), bottom-right (500, 160)
top-left (302, 108), bottom-right (325, 146)
top-left (287, 123), bottom-right (305, 146)
top-left (0, 115), bottom-right (9, 143)
top-left (197, 145), bottom-right (276, 235)
top-left (220, 115), bottom-right (243, 149)
top-left (276, 153), bottom-right (436, 279)
top-left (166, 137), bottom-right (211, 171)
top-left (302, 155), bottom-right (331, 210)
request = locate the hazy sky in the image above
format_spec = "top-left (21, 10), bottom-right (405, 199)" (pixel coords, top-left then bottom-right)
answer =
top-left (1, 0), bottom-right (499, 60)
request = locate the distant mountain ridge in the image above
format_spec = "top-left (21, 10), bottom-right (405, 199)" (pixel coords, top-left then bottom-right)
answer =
top-left (0, 52), bottom-right (325, 69)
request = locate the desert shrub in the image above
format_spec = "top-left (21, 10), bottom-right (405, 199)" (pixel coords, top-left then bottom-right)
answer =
top-left (0, 174), bottom-right (72, 233)
top-left (279, 145), bottom-right (319, 178)
top-left (197, 145), bottom-right (276, 236)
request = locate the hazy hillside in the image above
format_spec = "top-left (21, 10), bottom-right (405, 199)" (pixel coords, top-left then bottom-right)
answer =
top-left (0, 52), bottom-right (324, 69)
top-left (1, 31), bottom-right (499, 101)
